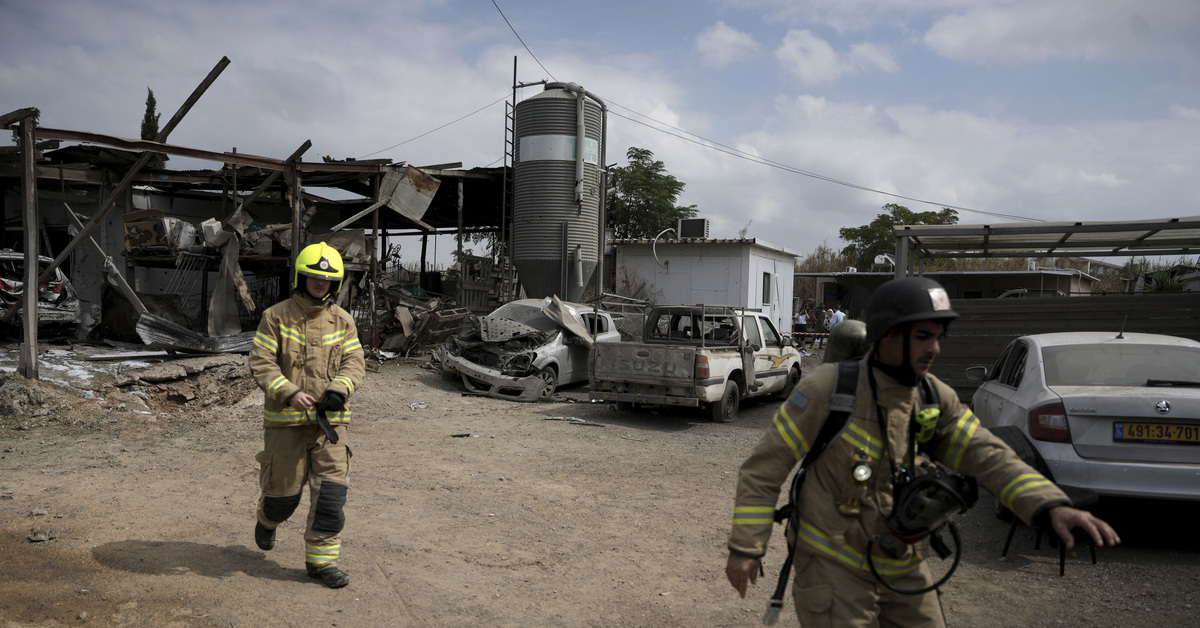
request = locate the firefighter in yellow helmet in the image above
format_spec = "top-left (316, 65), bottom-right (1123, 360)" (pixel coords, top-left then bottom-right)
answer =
top-left (248, 242), bottom-right (365, 588)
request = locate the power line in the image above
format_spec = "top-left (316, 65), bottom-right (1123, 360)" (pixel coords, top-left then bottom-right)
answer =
top-left (485, 1), bottom-right (1043, 224)
top-left (491, 0), bottom-right (556, 82)
top-left (358, 94), bottom-right (510, 159)
top-left (607, 102), bottom-right (1041, 223)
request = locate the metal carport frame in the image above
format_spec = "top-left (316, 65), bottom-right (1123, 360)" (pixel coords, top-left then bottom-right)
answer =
top-left (892, 216), bottom-right (1200, 277)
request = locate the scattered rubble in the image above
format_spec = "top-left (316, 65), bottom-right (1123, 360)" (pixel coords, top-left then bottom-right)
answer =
top-left (27, 528), bottom-right (58, 542)
top-left (0, 345), bottom-right (257, 428)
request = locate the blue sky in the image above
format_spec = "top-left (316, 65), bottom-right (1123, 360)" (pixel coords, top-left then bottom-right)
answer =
top-left (3, 0), bottom-right (1198, 266)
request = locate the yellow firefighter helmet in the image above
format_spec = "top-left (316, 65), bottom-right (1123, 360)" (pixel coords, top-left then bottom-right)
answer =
top-left (293, 242), bottom-right (345, 301)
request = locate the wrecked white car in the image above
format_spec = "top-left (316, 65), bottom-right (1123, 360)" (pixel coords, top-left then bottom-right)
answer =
top-left (441, 297), bottom-right (620, 401)
top-left (0, 250), bottom-right (82, 335)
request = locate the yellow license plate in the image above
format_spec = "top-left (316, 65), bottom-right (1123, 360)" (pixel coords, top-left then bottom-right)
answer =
top-left (1113, 422), bottom-right (1200, 444)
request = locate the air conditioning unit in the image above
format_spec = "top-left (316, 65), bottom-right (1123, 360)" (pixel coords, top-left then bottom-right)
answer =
top-left (677, 218), bottom-right (710, 239)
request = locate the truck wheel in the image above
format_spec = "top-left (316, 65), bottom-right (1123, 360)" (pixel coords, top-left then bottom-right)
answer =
top-left (712, 381), bottom-right (740, 423)
top-left (535, 366), bottom-right (557, 401)
top-left (775, 366), bottom-right (800, 400)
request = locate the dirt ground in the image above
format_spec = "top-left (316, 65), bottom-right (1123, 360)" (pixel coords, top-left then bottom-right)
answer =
top-left (2, 346), bottom-right (1200, 627)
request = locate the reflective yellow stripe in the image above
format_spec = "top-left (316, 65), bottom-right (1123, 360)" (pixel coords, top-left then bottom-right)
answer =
top-left (796, 518), bottom-right (920, 576)
top-left (306, 542), bottom-right (340, 564)
top-left (324, 410), bottom-right (351, 423)
top-left (1000, 473), bottom-right (1053, 509)
top-left (322, 330), bottom-right (347, 345)
top-left (773, 404), bottom-right (808, 462)
top-left (342, 339), bottom-right (362, 354)
top-left (253, 332), bottom-right (278, 352)
top-left (333, 375), bottom-right (355, 395)
top-left (945, 411), bottom-right (980, 470)
top-left (264, 409), bottom-right (306, 422)
top-left (841, 423), bottom-right (883, 459)
top-left (279, 324), bottom-right (305, 344)
top-left (267, 376), bottom-right (289, 398)
top-left (732, 506), bottom-right (776, 525)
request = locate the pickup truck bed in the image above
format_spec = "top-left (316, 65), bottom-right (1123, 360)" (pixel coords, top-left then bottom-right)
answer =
top-left (589, 305), bottom-right (801, 421)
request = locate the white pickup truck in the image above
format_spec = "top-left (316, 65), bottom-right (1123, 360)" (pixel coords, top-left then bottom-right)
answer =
top-left (588, 305), bottom-right (802, 422)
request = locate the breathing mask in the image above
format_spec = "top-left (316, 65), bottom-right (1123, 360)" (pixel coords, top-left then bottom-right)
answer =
top-left (878, 459), bottom-right (978, 560)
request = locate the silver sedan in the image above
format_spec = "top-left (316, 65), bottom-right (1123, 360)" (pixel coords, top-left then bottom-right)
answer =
top-left (967, 331), bottom-right (1200, 501)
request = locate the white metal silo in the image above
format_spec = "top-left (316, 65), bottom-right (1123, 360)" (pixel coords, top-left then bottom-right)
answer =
top-left (512, 82), bottom-right (605, 301)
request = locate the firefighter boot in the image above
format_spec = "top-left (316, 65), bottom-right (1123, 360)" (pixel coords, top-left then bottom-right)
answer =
top-left (254, 521), bottom-right (276, 551)
top-left (307, 563), bottom-right (350, 589)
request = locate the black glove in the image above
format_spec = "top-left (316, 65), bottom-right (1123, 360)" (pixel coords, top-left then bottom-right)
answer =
top-left (317, 391), bottom-right (346, 412)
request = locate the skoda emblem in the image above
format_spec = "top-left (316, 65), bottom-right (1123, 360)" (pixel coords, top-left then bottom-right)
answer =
top-left (1155, 400), bottom-right (1171, 415)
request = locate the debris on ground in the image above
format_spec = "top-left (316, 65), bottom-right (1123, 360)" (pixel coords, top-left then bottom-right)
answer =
top-left (0, 344), bottom-right (258, 427)
top-left (27, 528), bottom-right (58, 542)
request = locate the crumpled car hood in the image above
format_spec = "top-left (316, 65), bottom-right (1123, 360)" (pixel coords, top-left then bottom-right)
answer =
top-left (542, 295), bottom-right (594, 348)
top-left (479, 316), bottom-right (542, 342)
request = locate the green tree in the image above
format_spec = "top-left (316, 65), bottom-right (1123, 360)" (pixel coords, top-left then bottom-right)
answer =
top-left (141, 87), bottom-right (167, 169)
top-left (1144, 270), bottom-right (1185, 292)
top-left (607, 147), bottom-right (697, 239)
top-left (793, 241), bottom-right (854, 304)
top-left (838, 203), bottom-right (958, 270)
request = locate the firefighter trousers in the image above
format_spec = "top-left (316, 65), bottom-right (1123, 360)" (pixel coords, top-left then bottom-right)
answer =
top-left (255, 423), bottom-right (352, 569)
top-left (790, 550), bottom-right (945, 627)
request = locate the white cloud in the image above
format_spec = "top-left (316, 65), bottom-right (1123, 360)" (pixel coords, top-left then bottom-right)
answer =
top-left (1077, 170), bottom-right (1126, 187)
top-left (695, 21), bottom-right (761, 69)
top-left (1169, 104), bottom-right (1200, 121)
top-left (848, 42), bottom-right (898, 73)
top-left (776, 30), bottom-right (845, 84)
top-left (776, 30), bottom-right (898, 84)
top-left (924, 0), bottom-right (1200, 67)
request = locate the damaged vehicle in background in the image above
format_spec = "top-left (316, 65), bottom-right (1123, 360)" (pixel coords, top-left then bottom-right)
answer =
top-left (0, 250), bottom-right (82, 336)
top-left (441, 296), bottom-right (621, 401)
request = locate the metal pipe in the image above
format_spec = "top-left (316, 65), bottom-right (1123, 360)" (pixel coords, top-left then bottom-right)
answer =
top-left (371, 173), bottom-right (380, 355)
top-left (546, 82), bottom-right (609, 299)
top-left (575, 90), bottom-right (585, 210)
top-left (561, 221), bottom-right (569, 298)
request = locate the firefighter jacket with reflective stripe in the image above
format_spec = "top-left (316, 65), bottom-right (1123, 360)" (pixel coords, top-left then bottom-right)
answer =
top-left (249, 293), bottom-right (365, 429)
top-left (729, 353), bottom-right (1069, 575)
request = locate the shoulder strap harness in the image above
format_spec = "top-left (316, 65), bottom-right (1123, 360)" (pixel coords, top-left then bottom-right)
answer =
top-left (763, 359), bottom-right (859, 624)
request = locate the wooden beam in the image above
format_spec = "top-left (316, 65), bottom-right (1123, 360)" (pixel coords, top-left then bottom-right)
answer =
top-left (0, 107), bottom-right (38, 128)
top-left (290, 168), bottom-right (302, 260)
top-left (24, 127), bottom-right (288, 171)
top-left (0, 163), bottom-right (104, 183)
top-left (17, 118), bottom-right (38, 378)
top-left (223, 140), bottom-right (312, 227)
top-left (327, 198), bottom-right (387, 232)
top-left (2, 56), bottom-right (231, 323)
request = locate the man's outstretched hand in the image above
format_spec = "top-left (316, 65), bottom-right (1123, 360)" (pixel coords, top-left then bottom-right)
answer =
top-left (1049, 505), bottom-right (1121, 549)
top-left (726, 552), bottom-right (762, 599)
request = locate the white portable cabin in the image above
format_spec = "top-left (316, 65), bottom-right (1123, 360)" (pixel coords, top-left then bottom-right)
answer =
top-left (613, 237), bottom-right (798, 334)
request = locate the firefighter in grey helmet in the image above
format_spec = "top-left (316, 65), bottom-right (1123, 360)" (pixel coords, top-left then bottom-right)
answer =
top-left (725, 276), bottom-right (1119, 626)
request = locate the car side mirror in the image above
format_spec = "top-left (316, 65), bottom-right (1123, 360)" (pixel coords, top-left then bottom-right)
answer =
top-left (564, 334), bottom-right (584, 345)
top-left (965, 365), bottom-right (988, 382)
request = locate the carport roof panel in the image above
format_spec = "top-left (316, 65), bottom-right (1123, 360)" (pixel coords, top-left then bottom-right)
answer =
top-left (897, 216), bottom-right (1200, 258)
